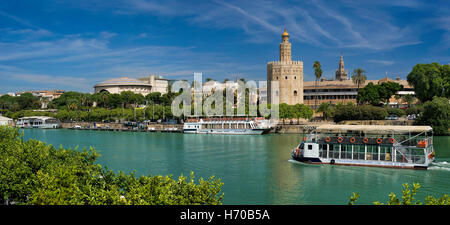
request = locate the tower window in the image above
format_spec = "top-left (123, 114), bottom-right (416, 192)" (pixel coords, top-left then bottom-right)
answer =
top-left (285, 76), bottom-right (288, 79)
top-left (294, 76), bottom-right (296, 79)
top-left (294, 90), bottom-right (297, 96)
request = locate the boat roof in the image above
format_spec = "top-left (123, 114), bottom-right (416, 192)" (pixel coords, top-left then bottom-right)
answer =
top-left (316, 125), bottom-right (432, 133)
top-left (19, 116), bottom-right (55, 120)
top-left (0, 116), bottom-right (12, 121)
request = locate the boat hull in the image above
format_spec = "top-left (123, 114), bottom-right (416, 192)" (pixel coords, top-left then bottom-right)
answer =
top-left (184, 128), bottom-right (268, 135)
top-left (291, 154), bottom-right (429, 170)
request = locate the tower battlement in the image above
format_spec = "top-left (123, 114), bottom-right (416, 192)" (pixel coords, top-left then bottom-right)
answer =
top-left (267, 61), bottom-right (303, 66)
top-left (267, 29), bottom-right (304, 105)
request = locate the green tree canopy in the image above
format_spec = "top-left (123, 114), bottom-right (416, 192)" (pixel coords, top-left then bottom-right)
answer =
top-left (416, 96), bottom-right (449, 135)
top-left (357, 82), bottom-right (381, 105)
top-left (407, 62), bottom-right (450, 102)
top-left (378, 81), bottom-right (403, 104)
top-left (351, 68), bottom-right (367, 91)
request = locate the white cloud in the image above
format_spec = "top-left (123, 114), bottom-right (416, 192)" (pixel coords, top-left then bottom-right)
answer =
top-left (367, 60), bottom-right (395, 66)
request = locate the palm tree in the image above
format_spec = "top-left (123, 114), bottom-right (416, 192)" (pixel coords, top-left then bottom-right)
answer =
top-left (351, 68), bottom-right (367, 90)
top-left (351, 68), bottom-right (367, 105)
top-left (313, 61), bottom-right (322, 110)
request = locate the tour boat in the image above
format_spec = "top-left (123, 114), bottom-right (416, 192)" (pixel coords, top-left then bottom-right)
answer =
top-left (16, 116), bottom-right (61, 129)
top-left (291, 125), bottom-right (435, 169)
top-left (183, 116), bottom-right (273, 135)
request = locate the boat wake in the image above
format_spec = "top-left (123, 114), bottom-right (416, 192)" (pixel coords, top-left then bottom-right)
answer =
top-left (288, 159), bottom-right (302, 164)
top-left (428, 161), bottom-right (450, 171)
top-left (287, 159), bottom-right (320, 167)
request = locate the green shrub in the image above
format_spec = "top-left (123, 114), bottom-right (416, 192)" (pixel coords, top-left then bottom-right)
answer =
top-left (405, 106), bottom-right (423, 115)
top-left (349, 183), bottom-right (450, 205)
top-left (0, 126), bottom-right (223, 205)
top-left (334, 105), bottom-right (388, 122)
top-left (386, 107), bottom-right (405, 117)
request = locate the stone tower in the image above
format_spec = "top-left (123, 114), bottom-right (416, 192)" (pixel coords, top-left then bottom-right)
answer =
top-left (335, 55), bottom-right (348, 81)
top-left (267, 29), bottom-right (303, 105)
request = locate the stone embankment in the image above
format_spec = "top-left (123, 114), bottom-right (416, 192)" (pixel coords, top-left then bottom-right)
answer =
top-left (61, 122), bottom-right (183, 132)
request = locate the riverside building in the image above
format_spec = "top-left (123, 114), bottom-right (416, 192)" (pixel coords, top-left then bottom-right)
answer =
top-left (94, 75), bottom-right (168, 95)
top-left (303, 56), bottom-right (414, 109)
top-left (267, 29), bottom-right (304, 105)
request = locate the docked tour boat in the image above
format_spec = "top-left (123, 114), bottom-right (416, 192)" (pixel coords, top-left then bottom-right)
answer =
top-left (16, 116), bottom-right (61, 129)
top-left (183, 116), bottom-right (273, 135)
top-left (291, 125), bottom-right (435, 169)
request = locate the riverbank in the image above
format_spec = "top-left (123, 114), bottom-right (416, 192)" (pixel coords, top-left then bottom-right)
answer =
top-left (61, 122), bottom-right (183, 132)
top-left (59, 119), bottom-right (417, 134)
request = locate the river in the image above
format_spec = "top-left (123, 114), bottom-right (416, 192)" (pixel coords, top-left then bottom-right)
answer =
top-left (21, 129), bottom-right (450, 205)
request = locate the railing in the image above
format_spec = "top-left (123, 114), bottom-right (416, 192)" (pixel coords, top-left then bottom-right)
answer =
top-left (318, 147), bottom-right (426, 164)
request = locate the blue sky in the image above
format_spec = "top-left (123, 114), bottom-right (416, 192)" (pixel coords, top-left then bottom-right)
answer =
top-left (0, 0), bottom-right (449, 93)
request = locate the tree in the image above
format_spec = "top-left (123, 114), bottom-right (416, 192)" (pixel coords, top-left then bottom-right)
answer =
top-left (407, 62), bottom-right (450, 102)
top-left (351, 68), bottom-right (367, 94)
top-left (401, 94), bottom-right (416, 108)
top-left (16, 93), bottom-right (40, 110)
top-left (313, 61), bottom-right (322, 110)
top-left (317, 102), bottom-right (335, 120)
top-left (416, 96), bottom-right (449, 135)
top-left (378, 81), bottom-right (403, 105)
top-left (357, 82), bottom-right (380, 105)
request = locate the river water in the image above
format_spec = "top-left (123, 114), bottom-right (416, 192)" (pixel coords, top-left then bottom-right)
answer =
top-left (21, 129), bottom-right (450, 205)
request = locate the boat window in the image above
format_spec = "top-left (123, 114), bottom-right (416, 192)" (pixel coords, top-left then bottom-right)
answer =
top-left (299, 143), bottom-right (304, 149)
top-left (308, 145), bottom-right (313, 150)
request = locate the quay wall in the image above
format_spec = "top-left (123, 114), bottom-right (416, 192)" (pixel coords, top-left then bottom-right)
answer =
top-left (60, 122), bottom-right (183, 131)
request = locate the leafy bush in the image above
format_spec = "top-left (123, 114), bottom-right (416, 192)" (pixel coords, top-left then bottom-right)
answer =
top-left (386, 107), bottom-right (405, 117)
top-left (349, 183), bottom-right (450, 205)
top-left (0, 126), bottom-right (223, 205)
top-left (405, 106), bottom-right (423, 115)
top-left (333, 105), bottom-right (388, 122)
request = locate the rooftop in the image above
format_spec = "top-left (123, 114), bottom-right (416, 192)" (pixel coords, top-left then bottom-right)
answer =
top-left (94, 77), bottom-right (151, 87)
top-left (316, 124), bottom-right (432, 133)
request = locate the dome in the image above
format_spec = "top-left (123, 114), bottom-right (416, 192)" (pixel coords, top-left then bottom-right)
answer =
top-left (282, 29), bottom-right (289, 37)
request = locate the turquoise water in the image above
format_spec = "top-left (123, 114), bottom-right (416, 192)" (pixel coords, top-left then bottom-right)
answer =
top-left (21, 129), bottom-right (450, 205)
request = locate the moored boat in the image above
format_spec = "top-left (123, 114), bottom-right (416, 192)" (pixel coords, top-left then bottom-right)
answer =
top-left (183, 116), bottom-right (273, 135)
top-left (291, 125), bottom-right (435, 169)
top-left (16, 116), bottom-right (61, 129)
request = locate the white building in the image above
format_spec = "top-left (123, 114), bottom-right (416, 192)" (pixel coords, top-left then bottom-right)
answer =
top-left (0, 116), bottom-right (13, 126)
top-left (94, 75), bottom-right (168, 95)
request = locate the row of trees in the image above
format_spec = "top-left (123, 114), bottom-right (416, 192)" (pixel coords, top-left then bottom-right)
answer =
top-left (5, 107), bottom-right (174, 122)
top-left (0, 126), bottom-right (224, 205)
top-left (317, 103), bottom-right (388, 123)
top-left (0, 93), bottom-right (41, 112)
top-left (50, 91), bottom-right (180, 110)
